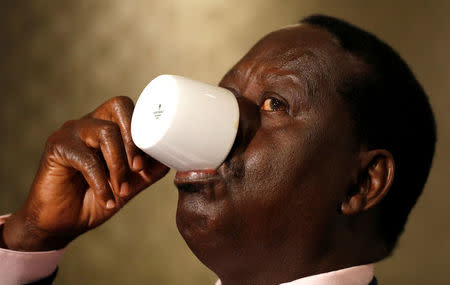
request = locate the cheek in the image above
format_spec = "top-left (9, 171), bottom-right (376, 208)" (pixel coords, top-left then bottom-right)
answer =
top-left (233, 121), bottom-right (354, 240)
top-left (230, 128), bottom-right (306, 236)
top-left (244, 129), bottom-right (301, 195)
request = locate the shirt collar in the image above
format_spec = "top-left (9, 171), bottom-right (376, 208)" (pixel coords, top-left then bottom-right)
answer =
top-left (280, 264), bottom-right (374, 285)
top-left (215, 264), bottom-right (374, 285)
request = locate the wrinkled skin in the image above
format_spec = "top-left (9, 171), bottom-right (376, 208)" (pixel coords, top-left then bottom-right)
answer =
top-left (1, 24), bottom-right (394, 285)
top-left (176, 25), bottom-right (358, 284)
top-left (2, 97), bottom-right (169, 251)
top-left (175, 25), bottom-right (393, 285)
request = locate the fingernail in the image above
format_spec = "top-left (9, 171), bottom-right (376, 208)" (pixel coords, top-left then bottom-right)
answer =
top-left (106, 200), bottom-right (116, 209)
top-left (132, 156), bottom-right (144, 171)
top-left (120, 182), bottom-right (130, 197)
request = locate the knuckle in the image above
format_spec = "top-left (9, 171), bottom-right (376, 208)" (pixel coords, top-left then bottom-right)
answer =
top-left (99, 122), bottom-right (120, 138)
top-left (44, 135), bottom-right (58, 153)
top-left (91, 96), bottom-right (134, 120)
top-left (44, 134), bottom-right (73, 163)
top-left (44, 120), bottom-right (81, 154)
top-left (113, 162), bottom-right (127, 176)
top-left (61, 119), bottom-right (76, 129)
top-left (56, 119), bottom-right (79, 139)
top-left (44, 131), bottom-right (66, 153)
top-left (109, 96), bottom-right (134, 108)
top-left (94, 187), bottom-right (107, 197)
top-left (82, 151), bottom-right (101, 171)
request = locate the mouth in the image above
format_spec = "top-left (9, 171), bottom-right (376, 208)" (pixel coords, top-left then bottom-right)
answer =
top-left (174, 169), bottom-right (221, 193)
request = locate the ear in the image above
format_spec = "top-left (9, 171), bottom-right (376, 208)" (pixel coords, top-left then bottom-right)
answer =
top-left (341, 149), bottom-right (395, 215)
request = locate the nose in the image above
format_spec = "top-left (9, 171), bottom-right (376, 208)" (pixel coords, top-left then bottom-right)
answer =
top-left (224, 96), bottom-right (261, 162)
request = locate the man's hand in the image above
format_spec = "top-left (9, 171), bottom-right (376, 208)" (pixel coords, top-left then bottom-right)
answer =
top-left (2, 96), bottom-right (169, 251)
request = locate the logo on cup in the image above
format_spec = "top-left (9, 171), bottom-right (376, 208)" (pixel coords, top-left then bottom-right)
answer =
top-left (153, 104), bottom-right (164, 119)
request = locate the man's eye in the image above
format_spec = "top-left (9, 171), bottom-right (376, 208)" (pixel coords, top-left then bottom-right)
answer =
top-left (261, 97), bottom-right (287, 112)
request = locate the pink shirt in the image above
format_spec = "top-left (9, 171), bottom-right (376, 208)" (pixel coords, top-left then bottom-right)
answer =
top-left (215, 264), bottom-right (374, 285)
top-left (0, 214), bottom-right (65, 285)
top-left (0, 214), bottom-right (374, 285)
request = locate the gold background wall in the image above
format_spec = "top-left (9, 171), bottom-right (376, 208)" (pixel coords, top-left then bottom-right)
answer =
top-left (1, 1), bottom-right (448, 284)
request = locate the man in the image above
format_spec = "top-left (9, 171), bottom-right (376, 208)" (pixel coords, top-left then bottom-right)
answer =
top-left (0, 15), bottom-right (436, 285)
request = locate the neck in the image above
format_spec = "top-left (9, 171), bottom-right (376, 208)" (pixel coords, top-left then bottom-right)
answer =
top-left (217, 213), bottom-right (387, 285)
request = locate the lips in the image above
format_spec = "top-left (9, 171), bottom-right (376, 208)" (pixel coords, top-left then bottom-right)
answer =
top-left (174, 169), bottom-right (221, 193)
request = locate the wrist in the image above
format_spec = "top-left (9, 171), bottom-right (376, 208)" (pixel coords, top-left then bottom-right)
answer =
top-left (3, 212), bottom-right (68, 251)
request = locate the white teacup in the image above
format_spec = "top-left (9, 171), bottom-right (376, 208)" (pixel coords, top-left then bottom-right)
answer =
top-left (131, 75), bottom-right (239, 171)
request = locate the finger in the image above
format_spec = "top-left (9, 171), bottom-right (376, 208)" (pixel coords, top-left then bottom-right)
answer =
top-left (127, 155), bottom-right (170, 197)
top-left (57, 139), bottom-right (117, 210)
top-left (113, 155), bottom-right (169, 204)
top-left (142, 155), bottom-right (170, 184)
top-left (77, 118), bottom-right (130, 198)
top-left (90, 96), bottom-right (144, 172)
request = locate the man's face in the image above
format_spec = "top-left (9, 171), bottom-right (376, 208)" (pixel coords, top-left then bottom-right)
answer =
top-left (175, 25), bottom-right (360, 273)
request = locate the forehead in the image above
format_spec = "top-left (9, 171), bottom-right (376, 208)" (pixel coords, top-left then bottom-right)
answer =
top-left (223, 24), bottom-right (350, 101)
top-left (246, 24), bottom-right (341, 62)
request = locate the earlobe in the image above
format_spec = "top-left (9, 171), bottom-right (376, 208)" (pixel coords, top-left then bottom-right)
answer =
top-left (341, 149), bottom-right (395, 215)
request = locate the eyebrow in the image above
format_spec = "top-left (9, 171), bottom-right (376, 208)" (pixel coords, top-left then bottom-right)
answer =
top-left (274, 49), bottom-right (321, 100)
top-left (224, 49), bottom-right (323, 110)
top-left (265, 49), bottom-right (322, 108)
top-left (263, 71), bottom-right (310, 115)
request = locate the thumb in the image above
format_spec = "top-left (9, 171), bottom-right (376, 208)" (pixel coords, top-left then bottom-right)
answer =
top-left (126, 156), bottom-right (170, 197)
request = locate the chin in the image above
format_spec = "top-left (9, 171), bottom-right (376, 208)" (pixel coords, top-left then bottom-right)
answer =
top-left (175, 186), bottom-right (241, 271)
top-left (174, 169), bottom-right (249, 271)
top-left (176, 187), bottom-right (227, 243)
top-left (174, 169), bottom-right (231, 240)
